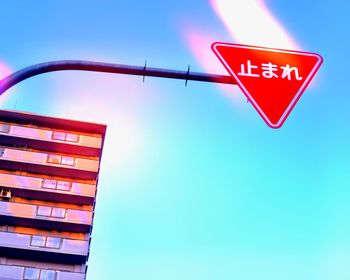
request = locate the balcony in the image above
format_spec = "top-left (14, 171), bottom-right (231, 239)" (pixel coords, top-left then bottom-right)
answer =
top-left (0, 121), bottom-right (103, 157)
top-left (0, 172), bottom-right (96, 204)
top-left (0, 147), bottom-right (99, 180)
top-left (0, 231), bottom-right (88, 264)
top-left (0, 201), bottom-right (92, 232)
top-left (0, 264), bottom-right (85, 280)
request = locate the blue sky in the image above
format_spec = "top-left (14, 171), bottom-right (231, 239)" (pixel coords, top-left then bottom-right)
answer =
top-left (0, 1), bottom-right (349, 279)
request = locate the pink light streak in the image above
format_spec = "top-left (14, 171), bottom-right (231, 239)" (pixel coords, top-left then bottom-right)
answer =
top-left (0, 62), bottom-right (11, 80)
top-left (211, 0), bottom-right (299, 49)
top-left (0, 61), bottom-right (13, 106)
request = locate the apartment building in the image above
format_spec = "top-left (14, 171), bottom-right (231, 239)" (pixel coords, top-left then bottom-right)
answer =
top-left (0, 110), bottom-right (106, 280)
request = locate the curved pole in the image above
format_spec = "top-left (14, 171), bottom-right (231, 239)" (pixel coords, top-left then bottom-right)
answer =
top-left (0, 60), bottom-right (236, 96)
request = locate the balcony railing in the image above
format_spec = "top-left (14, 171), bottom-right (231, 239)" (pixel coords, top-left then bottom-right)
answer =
top-left (0, 201), bottom-right (92, 232)
top-left (0, 263), bottom-right (85, 279)
top-left (0, 231), bottom-right (89, 264)
top-left (0, 121), bottom-right (102, 157)
top-left (0, 147), bottom-right (99, 179)
top-left (0, 172), bottom-right (96, 204)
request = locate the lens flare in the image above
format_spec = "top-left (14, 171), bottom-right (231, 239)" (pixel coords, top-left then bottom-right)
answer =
top-left (182, 0), bottom-right (303, 107)
top-left (210, 0), bottom-right (299, 49)
top-left (45, 72), bottom-right (158, 188)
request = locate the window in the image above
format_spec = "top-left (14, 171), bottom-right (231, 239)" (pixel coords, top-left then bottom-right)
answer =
top-left (42, 179), bottom-right (57, 189)
top-left (37, 206), bottom-right (66, 219)
top-left (30, 235), bottom-right (46, 247)
top-left (30, 235), bottom-right (61, 250)
top-left (56, 180), bottom-right (71, 191)
top-left (52, 131), bottom-right (79, 142)
top-left (40, 270), bottom-right (56, 280)
top-left (23, 268), bottom-right (57, 280)
top-left (45, 237), bottom-right (61, 249)
top-left (37, 206), bottom-right (52, 217)
top-left (65, 133), bottom-right (79, 142)
top-left (51, 207), bottom-right (66, 218)
top-left (47, 154), bottom-right (75, 166)
top-left (61, 156), bottom-right (75, 166)
top-left (0, 147), bottom-right (4, 157)
top-left (51, 131), bottom-right (65, 141)
top-left (0, 123), bottom-right (10, 133)
top-left (42, 179), bottom-right (72, 191)
top-left (47, 154), bottom-right (61, 164)
top-left (23, 267), bottom-right (40, 279)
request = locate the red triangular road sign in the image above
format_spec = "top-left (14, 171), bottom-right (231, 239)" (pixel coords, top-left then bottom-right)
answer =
top-left (212, 42), bottom-right (323, 128)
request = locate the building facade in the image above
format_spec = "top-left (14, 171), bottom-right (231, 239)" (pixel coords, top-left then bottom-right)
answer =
top-left (0, 110), bottom-right (106, 280)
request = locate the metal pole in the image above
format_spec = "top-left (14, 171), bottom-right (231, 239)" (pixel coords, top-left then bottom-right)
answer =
top-left (0, 60), bottom-right (236, 96)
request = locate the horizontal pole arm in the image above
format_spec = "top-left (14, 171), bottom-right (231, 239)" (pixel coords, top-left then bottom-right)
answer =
top-left (0, 60), bottom-right (236, 95)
